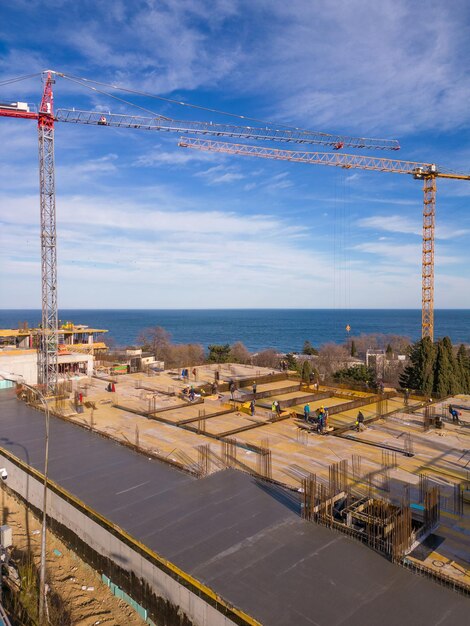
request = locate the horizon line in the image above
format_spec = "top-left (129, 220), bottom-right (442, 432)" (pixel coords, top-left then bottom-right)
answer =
top-left (1, 307), bottom-right (470, 312)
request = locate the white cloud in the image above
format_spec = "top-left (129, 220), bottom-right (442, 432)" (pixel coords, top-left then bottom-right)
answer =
top-left (248, 1), bottom-right (470, 134)
top-left (354, 241), bottom-right (460, 266)
top-left (196, 164), bottom-right (245, 185)
top-left (358, 215), bottom-right (470, 240)
top-left (135, 148), bottom-right (213, 167)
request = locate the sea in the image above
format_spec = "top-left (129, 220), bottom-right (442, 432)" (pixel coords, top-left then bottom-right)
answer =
top-left (0, 309), bottom-right (469, 353)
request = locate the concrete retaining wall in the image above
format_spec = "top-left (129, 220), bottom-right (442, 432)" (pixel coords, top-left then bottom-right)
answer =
top-left (0, 450), bottom-right (255, 626)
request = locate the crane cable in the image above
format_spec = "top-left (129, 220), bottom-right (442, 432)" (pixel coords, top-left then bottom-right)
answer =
top-left (54, 70), bottom-right (361, 136)
top-left (0, 72), bottom-right (43, 87)
top-left (57, 73), bottom-right (172, 121)
top-left (333, 168), bottom-right (352, 338)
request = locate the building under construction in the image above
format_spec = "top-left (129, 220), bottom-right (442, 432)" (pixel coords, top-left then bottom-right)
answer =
top-left (0, 360), bottom-right (469, 625)
top-left (0, 322), bottom-right (107, 384)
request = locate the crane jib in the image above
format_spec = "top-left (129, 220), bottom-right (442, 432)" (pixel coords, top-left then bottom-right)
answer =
top-left (54, 108), bottom-right (401, 151)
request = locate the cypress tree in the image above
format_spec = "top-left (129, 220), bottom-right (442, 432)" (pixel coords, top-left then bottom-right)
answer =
top-left (434, 337), bottom-right (460, 397)
top-left (385, 343), bottom-right (393, 359)
top-left (400, 337), bottom-right (436, 394)
top-left (301, 359), bottom-right (312, 383)
top-left (457, 344), bottom-right (470, 393)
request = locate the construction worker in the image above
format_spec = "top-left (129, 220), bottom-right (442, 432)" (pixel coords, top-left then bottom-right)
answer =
top-left (404, 388), bottom-right (410, 407)
top-left (252, 381), bottom-right (257, 397)
top-left (304, 403), bottom-right (311, 422)
top-left (448, 404), bottom-right (460, 423)
top-left (356, 411), bottom-right (365, 432)
top-left (250, 399), bottom-right (256, 416)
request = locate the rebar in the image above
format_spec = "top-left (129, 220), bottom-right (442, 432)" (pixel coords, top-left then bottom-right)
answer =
top-left (454, 482), bottom-right (464, 516)
top-left (424, 486), bottom-right (440, 530)
top-left (257, 439), bottom-right (272, 479)
top-left (352, 454), bottom-right (362, 482)
top-left (404, 433), bottom-right (414, 456)
top-left (197, 418), bottom-right (206, 434)
top-left (419, 473), bottom-right (429, 503)
top-left (221, 438), bottom-right (237, 467)
top-left (296, 427), bottom-right (308, 445)
top-left (424, 405), bottom-right (432, 431)
top-left (197, 444), bottom-right (211, 477)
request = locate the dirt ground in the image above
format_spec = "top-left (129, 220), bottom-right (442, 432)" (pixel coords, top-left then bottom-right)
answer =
top-left (0, 484), bottom-right (144, 625)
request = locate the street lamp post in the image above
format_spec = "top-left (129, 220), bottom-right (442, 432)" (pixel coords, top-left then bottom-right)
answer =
top-left (0, 376), bottom-right (50, 623)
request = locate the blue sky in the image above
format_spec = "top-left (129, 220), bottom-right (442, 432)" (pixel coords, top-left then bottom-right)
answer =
top-left (1, 0), bottom-right (470, 309)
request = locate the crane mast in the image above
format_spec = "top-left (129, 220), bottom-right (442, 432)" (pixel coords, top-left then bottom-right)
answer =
top-left (38, 72), bottom-right (58, 395)
top-left (421, 177), bottom-right (436, 340)
top-left (178, 137), bottom-right (470, 342)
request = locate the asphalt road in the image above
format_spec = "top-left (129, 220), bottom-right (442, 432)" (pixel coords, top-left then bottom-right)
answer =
top-left (0, 389), bottom-right (468, 625)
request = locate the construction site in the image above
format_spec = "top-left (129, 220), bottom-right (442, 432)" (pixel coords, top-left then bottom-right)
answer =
top-left (1, 68), bottom-right (470, 625)
top-left (0, 360), bottom-right (468, 624)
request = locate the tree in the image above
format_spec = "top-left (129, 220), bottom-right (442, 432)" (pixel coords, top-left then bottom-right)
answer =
top-left (350, 340), bottom-right (357, 357)
top-left (285, 352), bottom-right (298, 371)
top-left (433, 337), bottom-right (460, 397)
top-left (386, 344), bottom-right (393, 360)
top-left (229, 341), bottom-right (251, 364)
top-left (399, 337), bottom-right (436, 394)
top-left (252, 349), bottom-right (279, 368)
top-left (207, 344), bottom-right (231, 363)
top-left (344, 334), bottom-right (411, 356)
top-left (302, 340), bottom-right (318, 356)
top-left (333, 364), bottom-right (376, 387)
top-left (184, 343), bottom-right (206, 367)
top-left (317, 343), bottom-right (349, 378)
top-left (457, 344), bottom-right (470, 393)
top-left (103, 335), bottom-right (117, 350)
top-left (138, 326), bottom-right (171, 360)
top-left (301, 360), bottom-right (312, 383)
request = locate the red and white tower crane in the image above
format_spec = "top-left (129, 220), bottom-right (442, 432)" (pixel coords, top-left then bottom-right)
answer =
top-left (0, 72), bottom-right (58, 394)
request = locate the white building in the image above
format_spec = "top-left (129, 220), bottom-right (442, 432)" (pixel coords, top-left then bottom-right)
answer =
top-left (0, 323), bottom-right (106, 385)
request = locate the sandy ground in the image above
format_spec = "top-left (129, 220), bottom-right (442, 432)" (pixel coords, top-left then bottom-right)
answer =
top-left (0, 485), bottom-right (144, 625)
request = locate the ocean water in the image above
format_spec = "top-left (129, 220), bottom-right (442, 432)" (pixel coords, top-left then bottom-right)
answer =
top-left (0, 309), bottom-right (469, 353)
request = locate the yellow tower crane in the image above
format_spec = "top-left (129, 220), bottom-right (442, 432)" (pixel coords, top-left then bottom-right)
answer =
top-left (178, 137), bottom-right (470, 342)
